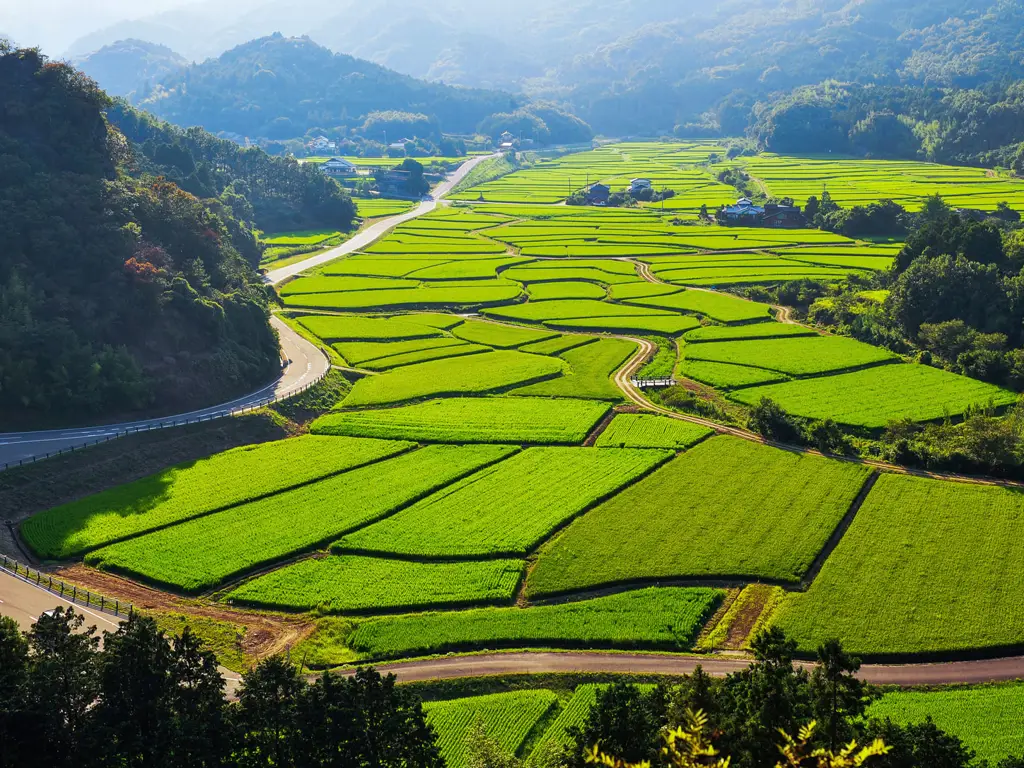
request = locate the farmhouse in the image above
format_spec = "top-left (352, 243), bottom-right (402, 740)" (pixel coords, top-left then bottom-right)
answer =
top-left (308, 135), bottom-right (336, 152)
top-left (320, 157), bottom-right (358, 178)
top-left (374, 167), bottom-right (413, 196)
top-left (585, 183), bottom-right (611, 205)
top-left (629, 178), bottom-right (653, 195)
top-left (718, 198), bottom-right (763, 224)
top-left (718, 198), bottom-right (805, 228)
top-left (762, 203), bottom-right (805, 228)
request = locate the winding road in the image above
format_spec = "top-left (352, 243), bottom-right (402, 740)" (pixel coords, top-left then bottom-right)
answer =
top-left (0, 153), bottom-right (499, 469)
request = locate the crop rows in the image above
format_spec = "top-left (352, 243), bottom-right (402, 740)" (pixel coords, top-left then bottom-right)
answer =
top-left (335, 446), bottom-right (671, 558)
top-left (21, 435), bottom-right (410, 559)
top-left (311, 396), bottom-right (610, 444)
top-left (594, 414), bottom-right (713, 449)
top-left (450, 319), bottom-right (558, 348)
top-left (281, 284), bottom-right (523, 311)
top-left (226, 555), bottom-right (525, 613)
top-left (683, 335), bottom-right (898, 376)
top-left (513, 338), bottom-right (637, 400)
top-left (527, 436), bottom-right (871, 597)
top-left (85, 445), bottom-right (516, 592)
top-left (297, 314), bottom-right (441, 341)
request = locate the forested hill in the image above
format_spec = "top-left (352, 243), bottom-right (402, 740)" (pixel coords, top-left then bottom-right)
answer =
top-left (107, 101), bottom-right (357, 233)
top-left (73, 39), bottom-right (188, 99)
top-left (139, 33), bottom-right (518, 140)
top-left (0, 45), bottom-right (281, 428)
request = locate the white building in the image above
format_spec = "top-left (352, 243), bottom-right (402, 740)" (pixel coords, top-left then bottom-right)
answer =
top-left (321, 157), bottom-right (358, 178)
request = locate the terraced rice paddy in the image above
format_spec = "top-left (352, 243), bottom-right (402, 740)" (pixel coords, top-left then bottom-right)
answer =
top-left (310, 397), bottom-right (610, 444)
top-left (296, 314), bottom-right (442, 341)
top-left (867, 684), bottom-right (1024, 764)
top-left (354, 199), bottom-right (416, 218)
top-left (262, 229), bottom-right (343, 246)
top-left (680, 360), bottom-right (790, 389)
top-left (773, 474), bottom-right (1024, 655)
top-left (594, 414), bottom-right (713, 449)
top-left (527, 437), bottom-right (871, 597)
top-left (84, 445), bottom-right (514, 592)
top-left (345, 587), bottom-right (723, 658)
top-left (425, 691), bottom-right (557, 768)
top-left (450, 319), bottom-right (558, 348)
top-left (730, 362), bottom-right (1017, 427)
top-left (21, 436), bottom-right (410, 559)
top-left (334, 447), bottom-right (670, 557)
top-left (623, 290), bottom-right (773, 323)
top-left (281, 283), bottom-right (523, 311)
top-left (682, 335), bottom-right (898, 376)
top-left (527, 281), bottom-right (608, 301)
top-left (226, 556), bottom-right (524, 613)
top-left (513, 338), bottom-right (637, 400)
top-left (341, 350), bottom-right (567, 407)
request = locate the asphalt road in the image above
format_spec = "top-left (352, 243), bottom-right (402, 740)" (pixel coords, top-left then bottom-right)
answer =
top-left (0, 315), bottom-right (328, 468)
top-left (0, 569), bottom-right (242, 693)
top-left (353, 650), bottom-right (1024, 687)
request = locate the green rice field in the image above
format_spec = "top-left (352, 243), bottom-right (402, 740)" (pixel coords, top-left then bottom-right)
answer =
top-left (512, 338), bottom-right (637, 400)
top-left (527, 436), bottom-right (871, 597)
top-left (594, 414), bottom-right (713, 448)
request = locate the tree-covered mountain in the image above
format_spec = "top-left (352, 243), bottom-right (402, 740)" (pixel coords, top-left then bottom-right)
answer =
top-left (73, 38), bottom-right (187, 98)
top-left (0, 44), bottom-right (283, 428)
top-left (138, 34), bottom-right (519, 140)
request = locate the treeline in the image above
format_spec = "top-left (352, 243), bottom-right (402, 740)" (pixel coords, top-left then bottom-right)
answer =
top-left (748, 80), bottom-right (1024, 170)
top-left (0, 609), bottom-right (443, 768)
top-left (0, 45), bottom-right (279, 426)
top-left (108, 102), bottom-right (356, 234)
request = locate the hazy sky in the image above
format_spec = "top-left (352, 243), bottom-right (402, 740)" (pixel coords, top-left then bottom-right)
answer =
top-left (0, 0), bottom-right (198, 53)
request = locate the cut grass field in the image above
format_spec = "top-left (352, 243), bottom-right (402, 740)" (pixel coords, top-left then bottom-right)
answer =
top-left (594, 414), bottom-right (713, 449)
top-left (345, 587), bottom-right (724, 659)
top-left (334, 447), bottom-right (671, 558)
top-left (729, 362), bottom-right (1017, 427)
top-left (867, 684), bottom-right (1024, 764)
top-left (683, 335), bottom-right (898, 376)
top-left (340, 350), bottom-right (567, 407)
top-left (84, 445), bottom-right (515, 593)
top-left (772, 473), bottom-right (1024, 656)
top-left (425, 690), bottom-right (557, 768)
top-left (310, 397), bottom-right (610, 444)
top-left (512, 338), bottom-right (637, 401)
top-left (526, 436), bottom-right (871, 597)
top-left (21, 436), bottom-right (410, 560)
top-left (226, 555), bottom-right (524, 614)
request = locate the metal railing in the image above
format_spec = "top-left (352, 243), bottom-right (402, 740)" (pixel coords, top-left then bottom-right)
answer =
top-left (631, 377), bottom-right (677, 388)
top-left (0, 554), bottom-right (134, 620)
top-left (1, 364), bottom-right (329, 472)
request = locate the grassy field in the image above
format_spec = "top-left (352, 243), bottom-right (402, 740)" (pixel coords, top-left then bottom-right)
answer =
top-left (544, 315), bottom-right (701, 335)
top-left (425, 690), bottom-right (557, 768)
top-left (21, 436), bottom-right (410, 560)
top-left (773, 473), bottom-right (1024, 655)
top-left (527, 281), bottom-right (608, 301)
top-left (334, 447), bottom-right (671, 558)
top-left (683, 323), bottom-right (816, 342)
top-left (345, 587), bottom-right (723, 659)
top-left (226, 555), bottom-right (524, 613)
top-left (84, 445), bottom-right (515, 592)
top-left (333, 337), bottom-right (468, 366)
top-left (355, 199), bottom-right (416, 218)
top-left (683, 335), bottom-right (898, 376)
top-left (311, 397), bottom-right (609, 444)
top-left (527, 436), bottom-right (871, 597)
top-left (867, 684), bottom-right (1024, 764)
top-left (340, 350), bottom-right (567, 407)
top-left (729, 362), bottom-right (1017, 427)
top-left (512, 338), bottom-right (637, 400)
top-left (262, 228), bottom-right (343, 246)
top-left (594, 414), bottom-right (713, 449)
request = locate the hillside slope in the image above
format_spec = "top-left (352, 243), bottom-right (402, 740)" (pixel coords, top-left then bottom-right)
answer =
top-left (0, 45), bottom-right (280, 428)
top-left (139, 33), bottom-right (518, 139)
top-left (73, 38), bottom-right (188, 98)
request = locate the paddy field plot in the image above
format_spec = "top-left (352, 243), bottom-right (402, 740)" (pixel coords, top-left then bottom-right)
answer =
top-left (526, 436), bottom-right (871, 597)
top-left (84, 445), bottom-right (515, 593)
top-left (512, 338), bottom-right (637, 400)
top-left (296, 314), bottom-right (442, 342)
top-left (682, 335), bottom-right (898, 376)
top-left (357, 344), bottom-right (489, 370)
top-left (518, 336), bottom-right (597, 356)
top-left (623, 290), bottom-right (774, 323)
top-left (683, 323), bottom-right (816, 342)
top-left (280, 283), bottom-right (523, 311)
top-left (594, 414), bottom-right (713, 449)
top-left (503, 266), bottom-right (640, 285)
top-left (772, 473), bottom-right (1024, 656)
top-left (333, 337), bottom-right (468, 366)
top-left (345, 586), bottom-right (723, 659)
top-left (527, 281), bottom-right (607, 301)
top-left (21, 436), bottom-right (410, 560)
top-left (530, 685), bottom-right (605, 757)
top-left (450, 319), bottom-right (558, 348)
top-left (321, 257), bottom-right (450, 278)
top-left (406, 257), bottom-right (529, 279)
top-left (543, 315), bottom-right (701, 336)
top-left (335, 447), bottom-right (671, 558)
top-left (608, 282), bottom-right (683, 301)
top-left (483, 299), bottom-right (676, 324)
top-left (354, 199), bottom-right (416, 218)
top-left (262, 229), bottom-right (343, 247)
top-left (730, 362), bottom-right (1017, 428)
top-left (226, 555), bottom-right (524, 614)
top-left (425, 691), bottom-right (557, 768)
top-left (278, 275), bottom-right (418, 295)
top-left (680, 360), bottom-right (790, 389)
top-left (340, 350), bottom-right (567, 407)
top-left (311, 397), bottom-right (610, 444)
top-left (867, 684), bottom-right (1024, 764)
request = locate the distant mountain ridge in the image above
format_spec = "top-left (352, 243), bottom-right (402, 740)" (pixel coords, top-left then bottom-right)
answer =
top-left (137, 33), bottom-right (518, 139)
top-left (74, 38), bottom-right (187, 98)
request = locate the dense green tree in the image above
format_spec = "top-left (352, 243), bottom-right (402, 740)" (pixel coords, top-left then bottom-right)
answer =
top-left (233, 656), bottom-right (304, 768)
top-left (0, 617), bottom-right (29, 768)
top-left (810, 640), bottom-right (872, 751)
top-left (565, 682), bottom-right (667, 768)
top-left (747, 397), bottom-right (801, 442)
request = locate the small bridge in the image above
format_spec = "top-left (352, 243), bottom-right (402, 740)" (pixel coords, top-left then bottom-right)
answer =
top-left (631, 377), bottom-right (676, 389)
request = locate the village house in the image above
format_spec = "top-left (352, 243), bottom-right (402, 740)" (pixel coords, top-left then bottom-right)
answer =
top-left (585, 182), bottom-right (611, 205)
top-left (717, 198), bottom-right (805, 228)
top-left (762, 202), bottom-right (805, 228)
top-left (629, 178), bottom-right (653, 196)
top-left (498, 131), bottom-right (516, 150)
top-left (320, 157), bottom-right (358, 178)
top-left (308, 135), bottom-right (336, 152)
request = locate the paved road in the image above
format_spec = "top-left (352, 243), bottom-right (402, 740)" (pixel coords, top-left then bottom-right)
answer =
top-left (0, 315), bottom-right (328, 468)
top-left (351, 650), bottom-right (1024, 687)
top-left (0, 569), bottom-right (242, 693)
top-left (264, 153), bottom-right (499, 286)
